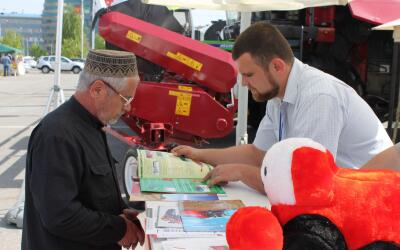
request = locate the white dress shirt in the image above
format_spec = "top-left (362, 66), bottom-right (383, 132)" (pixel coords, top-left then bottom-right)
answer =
top-left (254, 58), bottom-right (393, 168)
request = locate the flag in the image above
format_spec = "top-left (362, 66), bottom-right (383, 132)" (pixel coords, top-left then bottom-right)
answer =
top-left (74, 5), bottom-right (81, 14)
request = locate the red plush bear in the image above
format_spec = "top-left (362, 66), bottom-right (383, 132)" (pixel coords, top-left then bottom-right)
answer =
top-left (227, 138), bottom-right (400, 250)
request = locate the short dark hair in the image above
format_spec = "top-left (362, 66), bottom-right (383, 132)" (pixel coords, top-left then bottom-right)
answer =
top-left (232, 22), bottom-right (294, 67)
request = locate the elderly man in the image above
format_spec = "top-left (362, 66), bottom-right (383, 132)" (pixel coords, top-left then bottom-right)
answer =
top-left (22, 50), bottom-right (144, 250)
top-left (172, 22), bottom-right (392, 193)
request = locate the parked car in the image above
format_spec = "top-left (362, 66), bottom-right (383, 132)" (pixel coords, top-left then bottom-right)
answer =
top-left (36, 56), bottom-right (84, 74)
top-left (23, 56), bottom-right (37, 70)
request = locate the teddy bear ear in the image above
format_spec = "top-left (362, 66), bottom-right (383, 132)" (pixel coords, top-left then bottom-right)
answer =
top-left (291, 147), bottom-right (337, 206)
top-left (226, 206), bottom-right (283, 250)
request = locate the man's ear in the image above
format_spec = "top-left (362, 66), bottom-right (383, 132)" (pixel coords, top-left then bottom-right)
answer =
top-left (89, 80), bottom-right (106, 98)
top-left (269, 58), bottom-right (286, 74)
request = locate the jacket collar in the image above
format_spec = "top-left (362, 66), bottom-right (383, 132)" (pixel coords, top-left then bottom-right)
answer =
top-left (69, 95), bottom-right (104, 129)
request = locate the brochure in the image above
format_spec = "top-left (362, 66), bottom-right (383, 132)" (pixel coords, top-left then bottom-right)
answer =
top-left (157, 206), bottom-right (182, 228)
top-left (145, 201), bottom-right (225, 238)
top-left (138, 149), bottom-right (212, 179)
top-left (179, 200), bottom-right (244, 232)
top-left (140, 178), bottom-right (225, 194)
top-left (137, 149), bottom-right (225, 194)
top-left (130, 193), bottom-right (220, 202)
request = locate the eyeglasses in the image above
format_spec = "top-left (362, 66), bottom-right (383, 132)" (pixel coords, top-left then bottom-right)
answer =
top-left (101, 80), bottom-right (134, 106)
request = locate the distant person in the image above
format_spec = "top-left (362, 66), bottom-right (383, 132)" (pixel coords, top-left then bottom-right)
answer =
top-left (172, 22), bottom-right (392, 193)
top-left (22, 50), bottom-right (144, 250)
top-left (1, 54), bottom-right (11, 76)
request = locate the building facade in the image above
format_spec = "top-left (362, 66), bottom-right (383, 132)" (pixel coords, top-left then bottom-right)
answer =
top-left (42, 0), bottom-right (93, 54)
top-left (0, 12), bottom-right (44, 55)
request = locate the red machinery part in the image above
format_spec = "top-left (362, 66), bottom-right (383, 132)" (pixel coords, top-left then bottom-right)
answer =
top-left (306, 7), bottom-right (336, 27)
top-left (99, 11), bottom-right (238, 93)
top-left (127, 82), bottom-right (235, 139)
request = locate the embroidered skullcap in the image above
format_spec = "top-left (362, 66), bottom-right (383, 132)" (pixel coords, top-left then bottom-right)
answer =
top-left (84, 49), bottom-right (138, 78)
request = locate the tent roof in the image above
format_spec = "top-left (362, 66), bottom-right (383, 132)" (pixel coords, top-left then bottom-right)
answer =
top-left (141, 0), bottom-right (348, 11)
top-left (349, 0), bottom-right (400, 25)
top-left (0, 43), bottom-right (21, 54)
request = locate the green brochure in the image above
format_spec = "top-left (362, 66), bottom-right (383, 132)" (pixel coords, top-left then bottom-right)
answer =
top-left (137, 149), bottom-right (225, 194)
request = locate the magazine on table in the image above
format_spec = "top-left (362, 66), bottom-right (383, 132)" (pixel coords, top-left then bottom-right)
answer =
top-left (157, 205), bottom-right (182, 228)
top-left (179, 200), bottom-right (244, 232)
top-left (145, 201), bottom-right (226, 238)
top-left (130, 192), bottom-right (220, 202)
top-left (137, 149), bottom-right (225, 194)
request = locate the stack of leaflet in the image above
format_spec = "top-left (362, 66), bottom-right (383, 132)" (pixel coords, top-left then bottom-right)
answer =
top-left (145, 199), bottom-right (244, 249)
top-left (133, 149), bottom-right (245, 249)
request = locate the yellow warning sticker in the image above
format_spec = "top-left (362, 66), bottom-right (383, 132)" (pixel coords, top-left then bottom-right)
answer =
top-left (178, 86), bottom-right (193, 91)
top-left (169, 90), bottom-right (192, 116)
top-left (126, 30), bottom-right (142, 43)
top-left (166, 51), bottom-right (203, 71)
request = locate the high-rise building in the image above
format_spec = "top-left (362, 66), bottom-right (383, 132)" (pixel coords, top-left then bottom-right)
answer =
top-left (0, 12), bottom-right (44, 55)
top-left (42, 0), bottom-right (93, 54)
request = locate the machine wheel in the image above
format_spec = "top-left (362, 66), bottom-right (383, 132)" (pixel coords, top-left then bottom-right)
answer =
top-left (41, 66), bottom-right (50, 74)
top-left (72, 66), bottom-right (81, 74)
top-left (283, 214), bottom-right (347, 250)
top-left (121, 148), bottom-right (139, 199)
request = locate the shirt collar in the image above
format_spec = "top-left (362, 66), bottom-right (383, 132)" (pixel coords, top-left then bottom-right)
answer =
top-left (282, 58), bottom-right (303, 105)
top-left (69, 95), bottom-right (104, 129)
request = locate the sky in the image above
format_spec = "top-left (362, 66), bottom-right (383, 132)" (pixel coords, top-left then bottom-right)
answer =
top-left (0, 0), bottom-right (226, 26)
top-left (0, 0), bottom-right (45, 14)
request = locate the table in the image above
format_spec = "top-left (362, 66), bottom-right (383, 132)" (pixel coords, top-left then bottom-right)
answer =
top-left (135, 181), bottom-right (269, 250)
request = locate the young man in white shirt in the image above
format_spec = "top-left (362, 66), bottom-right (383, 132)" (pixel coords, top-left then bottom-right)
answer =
top-left (172, 22), bottom-right (392, 193)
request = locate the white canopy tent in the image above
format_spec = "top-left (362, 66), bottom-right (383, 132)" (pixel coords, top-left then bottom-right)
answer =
top-left (143, 0), bottom-right (349, 145)
top-left (142, 0), bottom-right (349, 11)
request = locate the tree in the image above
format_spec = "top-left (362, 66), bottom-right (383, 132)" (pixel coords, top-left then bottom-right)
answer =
top-left (30, 44), bottom-right (47, 59)
top-left (95, 33), bottom-right (105, 49)
top-left (63, 5), bottom-right (80, 40)
top-left (62, 38), bottom-right (81, 58)
top-left (61, 4), bottom-right (89, 58)
top-left (1, 30), bottom-right (23, 49)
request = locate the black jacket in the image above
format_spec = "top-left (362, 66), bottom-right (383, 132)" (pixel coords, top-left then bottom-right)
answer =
top-left (22, 96), bottom-right (127, 250)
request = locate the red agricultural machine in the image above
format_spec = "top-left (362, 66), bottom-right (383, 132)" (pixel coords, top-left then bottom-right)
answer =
top-left (95, 1), bottom-right (238, 196)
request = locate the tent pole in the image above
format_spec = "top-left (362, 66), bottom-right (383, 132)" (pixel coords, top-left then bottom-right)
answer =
top-left (236, 12), bottom-right (252, 145)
